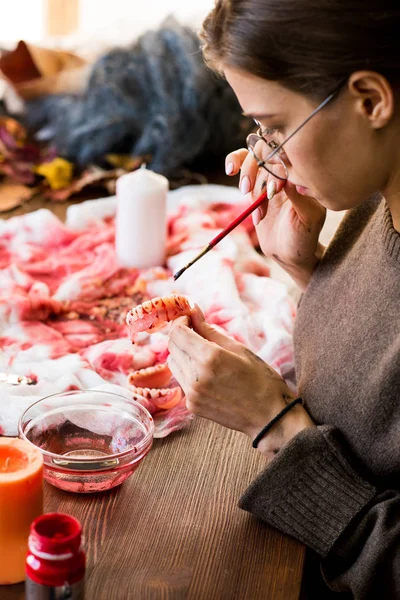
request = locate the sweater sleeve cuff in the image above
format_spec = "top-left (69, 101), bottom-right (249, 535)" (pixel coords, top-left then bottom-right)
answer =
top-left (239, 425), bottom-right (376, 557)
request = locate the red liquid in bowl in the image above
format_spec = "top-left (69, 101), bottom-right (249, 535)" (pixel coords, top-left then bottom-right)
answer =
top-left (19, 391), bottom-right (154, 493)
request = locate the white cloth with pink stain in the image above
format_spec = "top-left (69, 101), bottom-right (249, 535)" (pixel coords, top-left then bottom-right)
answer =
top-left (0, 185), bottom-right (296, 437)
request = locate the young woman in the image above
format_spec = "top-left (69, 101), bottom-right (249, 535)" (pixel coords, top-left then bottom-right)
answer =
top-left (167, 2), bottom-right (400, 598)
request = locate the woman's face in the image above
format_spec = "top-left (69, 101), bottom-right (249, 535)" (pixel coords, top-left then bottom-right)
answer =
top-left (224, 66), bottom-right (394, 211)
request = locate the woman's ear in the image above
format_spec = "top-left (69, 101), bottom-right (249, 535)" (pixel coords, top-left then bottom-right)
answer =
top-left (347, 71), bottom-right (394, 129)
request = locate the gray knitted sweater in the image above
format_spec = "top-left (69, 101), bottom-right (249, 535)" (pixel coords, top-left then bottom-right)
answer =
top-left (239, 194), bottom-right (400, 599)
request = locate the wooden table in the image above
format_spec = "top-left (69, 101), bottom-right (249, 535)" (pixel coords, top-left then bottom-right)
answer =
top-left (1, 194), bottom-right (305, 600)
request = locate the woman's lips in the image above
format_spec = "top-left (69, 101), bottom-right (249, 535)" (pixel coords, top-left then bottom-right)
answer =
top-left (288, 180), bottom-right (310, 196)
top-left (295, 185), bottom-right (309, 196)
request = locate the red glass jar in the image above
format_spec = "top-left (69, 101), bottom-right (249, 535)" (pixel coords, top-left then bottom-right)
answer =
top-left (25, 512), bottom-right (85, 599)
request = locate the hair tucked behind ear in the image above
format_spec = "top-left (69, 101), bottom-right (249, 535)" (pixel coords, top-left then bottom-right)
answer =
top-left (200, 0), bottom-right (400, 99)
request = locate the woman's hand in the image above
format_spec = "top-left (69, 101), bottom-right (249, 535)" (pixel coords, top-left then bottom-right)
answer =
top-left (168, 307), bottom-right (314, 458)
top-left (226, 149), bottom-right (327, 289)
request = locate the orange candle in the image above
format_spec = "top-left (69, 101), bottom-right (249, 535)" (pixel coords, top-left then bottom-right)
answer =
top-left (0, 437), bottom-right (43, 585)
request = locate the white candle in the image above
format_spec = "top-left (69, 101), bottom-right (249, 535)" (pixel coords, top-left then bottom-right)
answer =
top-left (115, 167), bottom-right (168, 269)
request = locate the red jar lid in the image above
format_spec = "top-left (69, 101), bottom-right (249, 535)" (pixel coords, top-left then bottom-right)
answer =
top-left (26, 513), bottom-right (85, 588)
top-left (29, 513), bottom-right (82, 557)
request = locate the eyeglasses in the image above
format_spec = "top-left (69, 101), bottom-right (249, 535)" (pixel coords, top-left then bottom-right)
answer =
top-left (246, 83), bottom-right (345, 181)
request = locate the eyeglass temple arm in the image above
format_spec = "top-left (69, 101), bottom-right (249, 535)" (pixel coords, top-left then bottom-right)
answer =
top-left (264, 87), bottom-right (342, 163)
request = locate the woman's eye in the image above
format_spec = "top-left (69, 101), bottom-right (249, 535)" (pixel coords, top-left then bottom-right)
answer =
top-left (261, 127), bottom-right (278, 136)
top-left (260, 126), bottom-right (282, 142)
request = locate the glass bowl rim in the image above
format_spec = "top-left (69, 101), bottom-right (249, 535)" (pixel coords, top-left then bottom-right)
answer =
top-left (18, 389), bottom-right (154, 464)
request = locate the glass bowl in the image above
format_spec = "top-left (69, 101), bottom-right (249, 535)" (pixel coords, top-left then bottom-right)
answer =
top-left (18, 390), bottom-right (154, 493)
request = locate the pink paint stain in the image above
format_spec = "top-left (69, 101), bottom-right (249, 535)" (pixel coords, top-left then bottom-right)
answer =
top-left (98, 352), bottom-right (135, 373)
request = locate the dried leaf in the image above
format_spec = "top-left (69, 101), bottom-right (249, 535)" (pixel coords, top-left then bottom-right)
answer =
top-left (0, 180), bottom-right (34, 212)
top-left (35, 158), bottom-right (74, 190)
top-left (105, 154), bottom-right (146, 171)
top-left (44, 166), bottom-right (126, 202)
top-left (0, 117), bottom-right (27, 145)
top-left (0, 117), bottom-right (39, 185)
top-left (0, 160), bottom-right (36, 185)
top-left (0, 41), bottom-right (88, 99)
top-left (23, 43), bottom-right (86, 77)
top-left (15, 65), bottom-right (90, 99)
top-left (0, 40), bottom-right (85, 82)
top-left (0, 41), bottom-right (41, 84)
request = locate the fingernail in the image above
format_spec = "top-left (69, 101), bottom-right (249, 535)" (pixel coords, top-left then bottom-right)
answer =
top-left (240, 176), bottom-right (251, 195)
top-left (194, 303), bottom-right (205, 320)
top-left (267, 179), bottom-right (276, 200)
top-left (252, 207), bottom-right (262, 226)
top-left (225, 162), bottom-right (234, 175)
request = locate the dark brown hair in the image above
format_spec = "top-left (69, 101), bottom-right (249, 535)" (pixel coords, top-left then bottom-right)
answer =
top-left (200, 1), bottom-right (400, 100)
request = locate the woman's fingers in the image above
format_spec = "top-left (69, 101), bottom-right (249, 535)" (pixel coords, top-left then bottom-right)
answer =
top-left (250, 174), bottom-right (275, 226)
top-left (225, 148), bottom-right (284, 212)
top-left (171, 315), bottom-right (191, 329)
top-left (283, 180), bottom-right (327, 231)
top-left (167, 354), bottom-right (190, 396)
top-left (225, 149), bottom-right (288, 225)
top-left (168, 312), bottom-right (247, 402)
top-left (225, 148), bottom-right (249, 175)
top-left (170, 310), bottom-right (242, 356)
top-left (225, 148), bottom-right (260, 194)
top-left (253, 174), bottom-right (289, 224)
top-left (190, 306), bottom-right (243, 352)
top-left (239, 151), bottom-right (260, 196)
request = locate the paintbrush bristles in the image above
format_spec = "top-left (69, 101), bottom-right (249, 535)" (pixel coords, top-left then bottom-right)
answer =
top-left (173, 267), bottom-right (185, 281)
top-left (173, 244), bottom-right (211, 280)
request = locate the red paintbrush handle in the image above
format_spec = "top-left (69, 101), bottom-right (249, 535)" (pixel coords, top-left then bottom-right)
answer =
top-left (208, 190), bottom-right (268, 249)
top-left (173, 189), bottom-right (270, 280)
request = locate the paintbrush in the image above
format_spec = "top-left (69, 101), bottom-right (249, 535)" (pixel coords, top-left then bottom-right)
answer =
top-left (173, 180), bottom-right (276, 280)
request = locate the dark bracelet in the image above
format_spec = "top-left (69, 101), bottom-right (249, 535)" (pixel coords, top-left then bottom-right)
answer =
top-left (252, 397), bottom-right (303, 449)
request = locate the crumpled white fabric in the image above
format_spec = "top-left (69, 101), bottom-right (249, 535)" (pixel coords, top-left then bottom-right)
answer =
top-left (0, 185), bottom-right (296, 437)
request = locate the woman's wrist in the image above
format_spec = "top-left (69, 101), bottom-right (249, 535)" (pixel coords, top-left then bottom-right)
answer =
top-left (274, 243), bottom-right (325, 292)
top-left (251, 400), bottom-right (316, 460)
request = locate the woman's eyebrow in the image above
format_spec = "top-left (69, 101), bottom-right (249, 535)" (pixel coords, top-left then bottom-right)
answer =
top-left (242, 112), bottom-right (276, 120)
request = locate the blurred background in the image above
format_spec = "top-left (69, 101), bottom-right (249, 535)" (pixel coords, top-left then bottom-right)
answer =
top-left (0, 0), bottom-right (252, 212)
top-left (1, 0), bottom-right (214, 49)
